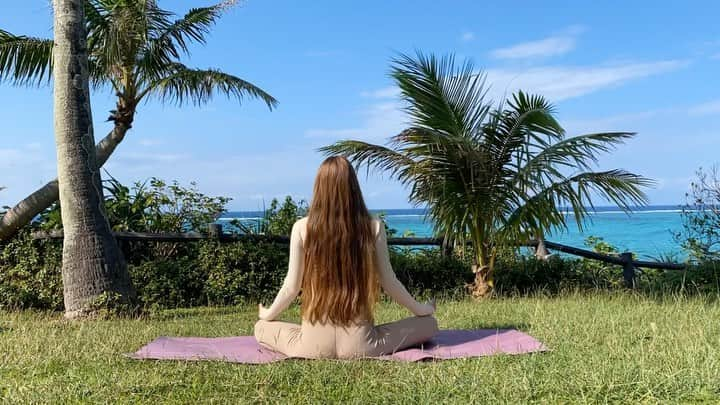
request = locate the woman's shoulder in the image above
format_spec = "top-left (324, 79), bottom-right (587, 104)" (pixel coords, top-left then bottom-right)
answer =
top-left (370, 216), bottom-right (384, 237)
top-left (291, 217), bottom-right (309, 240)
top-left (294, 216), bottom-right (382, 237)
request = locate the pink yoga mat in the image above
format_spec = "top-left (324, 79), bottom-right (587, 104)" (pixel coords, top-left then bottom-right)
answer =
top-left (129, 329), bottom-right (547, 363)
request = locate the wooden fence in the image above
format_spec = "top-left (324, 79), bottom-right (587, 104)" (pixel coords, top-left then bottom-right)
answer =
top-left (33, 223), bottom-right (687, 288)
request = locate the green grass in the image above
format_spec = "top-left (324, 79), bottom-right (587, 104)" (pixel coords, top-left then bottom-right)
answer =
top-left (1, 292), bottom-right (720, 403)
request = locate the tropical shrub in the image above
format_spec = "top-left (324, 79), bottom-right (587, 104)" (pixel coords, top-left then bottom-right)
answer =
top-left (39, 176), bottom-right (230, 234)
top-left (231, 196), bottom-right (308, 235)
top-left (675, 167), bottom-right (720, 262)
top-left (37, 176), bottom-right (230, 263)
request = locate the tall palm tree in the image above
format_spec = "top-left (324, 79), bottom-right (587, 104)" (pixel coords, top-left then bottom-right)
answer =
top-left (0, 0), bottom-right (277, 240)
top-left (322, 52), bottom-right (653, 297)
top-left (53, 0), bottom-right (135, 318)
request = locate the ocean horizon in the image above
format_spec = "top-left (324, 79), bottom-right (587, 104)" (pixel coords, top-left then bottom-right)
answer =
top-left (219, 205), bottom-right (688, 260)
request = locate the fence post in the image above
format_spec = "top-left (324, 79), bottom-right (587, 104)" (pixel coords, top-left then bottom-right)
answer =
top-left (620, 252), bottom-right (636, 288)
top-left (208, 223), bottom-right (223, 240)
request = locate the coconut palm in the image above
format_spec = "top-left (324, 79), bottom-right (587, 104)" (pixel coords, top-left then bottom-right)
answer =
top-left (53, 0), bottom-right (135, 317)
top-left (321, 52), bottom-right (653, 297)
top-left (0, 0), bottom-right (277, 240)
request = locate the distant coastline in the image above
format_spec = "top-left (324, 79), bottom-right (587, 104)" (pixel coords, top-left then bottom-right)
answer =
top-left (218, 205), bottom-right (687, 259)
top-left (219, 205), bottom-right (686, 221)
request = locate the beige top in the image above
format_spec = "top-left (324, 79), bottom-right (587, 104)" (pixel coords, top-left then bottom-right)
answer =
top-left (258, 217), bottom-right (435, 321)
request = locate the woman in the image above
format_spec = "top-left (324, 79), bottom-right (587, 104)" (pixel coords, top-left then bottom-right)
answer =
top-left (254, 156), bottom-right (438, 359)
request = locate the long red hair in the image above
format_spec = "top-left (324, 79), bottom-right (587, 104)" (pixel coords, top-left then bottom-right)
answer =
top-left (301, 156), bottom-right (379, 325)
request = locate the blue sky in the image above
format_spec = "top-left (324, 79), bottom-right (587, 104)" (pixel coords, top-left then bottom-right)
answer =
top-left (1, 1), bottom-right (719, 211)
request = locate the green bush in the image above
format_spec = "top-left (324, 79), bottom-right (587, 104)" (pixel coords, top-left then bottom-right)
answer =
top-left (638, 261), bottom-right (720, 295)
top-left (389, 248), bottom-right (471, 297)
top-left (674, 167), bottom-right (720, 262)
top-left (493, 255), bottom-right (624, 294)
top-left (2, 233), bottom-right (720, 311)
top-left (129, 256), bottom-right (207, 309)
top-left (200, 240), bottom-right (288, 305)
top-left (39, 176), bottom-right (230, 235)
top-left (0, 230), bottom-right (63, 310)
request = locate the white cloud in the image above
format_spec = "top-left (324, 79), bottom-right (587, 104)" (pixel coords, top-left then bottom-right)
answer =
top-left (316, 59), bottom-right (689, 156)
top-left (0, 148), bottom-right (58, 206)
top-left (460, 31), bottom-right (475, 42)
top-left (360, 87), bottom-right (399, 99)
top-left (359, 58), bottom-right (687, 107)
top-left (563, 110), bottom-right (666, 133)
top-left (489, 25), bottom-right (586, 60)
top-left (484, 60), bottom-right (689, 102)
top-left (24, 142), bottom-right (43, 150)
top-left (0, 149), bottom-right (23, 169)
top-left (306, 101), bottom-right (407, 142)
top-left (305, 128), bottom-right (366, 139)
top-left (138, 138), bottom-right (164, 147)
top-left (688, 99), bottom-right (720, 115)
top-left (119, 152), bottom-right (190, 163)
top-left (490, 36), bottom-right (577, 59)
top-left (99, 146), bottom-right (328, 210)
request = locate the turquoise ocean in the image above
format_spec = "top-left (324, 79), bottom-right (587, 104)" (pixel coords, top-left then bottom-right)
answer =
top-left (219, 205), bottom-right (686, 260)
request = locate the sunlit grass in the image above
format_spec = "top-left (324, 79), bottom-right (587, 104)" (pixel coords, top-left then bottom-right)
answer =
top-left (1, 292), bottom-right (719, 403)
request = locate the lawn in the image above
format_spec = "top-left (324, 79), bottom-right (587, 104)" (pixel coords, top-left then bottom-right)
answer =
top-left (1, 292), bottom-right (719, 403)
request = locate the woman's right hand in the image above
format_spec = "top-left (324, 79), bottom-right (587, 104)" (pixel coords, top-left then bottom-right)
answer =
top-left (418, 299), bottom-right (436, 316)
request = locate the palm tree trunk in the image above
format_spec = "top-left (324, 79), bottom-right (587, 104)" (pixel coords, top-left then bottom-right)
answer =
top-left (470, 234), bottom-right (495, 298)
top-left (53, 0), bottom-right (135, 318)
top-left (0, 122), bottom-right (130, 241)
top-left (534, 233), bottom-right (551, 259)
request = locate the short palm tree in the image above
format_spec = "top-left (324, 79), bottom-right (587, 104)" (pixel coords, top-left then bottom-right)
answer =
top-left (0, 0), bottom-right (276, 240)
top-left (322, 52), bottom-right (653, 297)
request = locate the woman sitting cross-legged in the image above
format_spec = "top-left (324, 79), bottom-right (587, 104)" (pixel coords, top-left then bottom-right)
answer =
top-left (254, 156), bottom-right (438, 359)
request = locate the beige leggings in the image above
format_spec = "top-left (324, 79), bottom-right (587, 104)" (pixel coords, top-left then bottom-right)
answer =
top-left (254, 316), bottom-right (438, 359)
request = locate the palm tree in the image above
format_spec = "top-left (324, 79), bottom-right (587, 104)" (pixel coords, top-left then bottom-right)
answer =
top-left (0, 0), bottom-right (277, 240)
top-left (53, 0), bottom-right (135, 318)
top-left (322, 53), bottom-right (653, 297)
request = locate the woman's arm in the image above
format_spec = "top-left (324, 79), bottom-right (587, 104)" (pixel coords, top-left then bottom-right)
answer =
top-left (258, 219), bottom-right (305, 320)
top-left (374, 221), bottom-right (435, 316)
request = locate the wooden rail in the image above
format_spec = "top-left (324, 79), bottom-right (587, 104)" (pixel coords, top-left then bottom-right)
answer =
top-left (31, 230), bottom-right (442, 246)
top-left (33, 223), bottom-right (688, 288)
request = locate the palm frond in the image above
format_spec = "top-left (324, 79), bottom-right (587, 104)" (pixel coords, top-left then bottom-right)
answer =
top-left (511, 132), bottom-right (637, 195)
top-left (320, 139), bottom-right (420, 181)
top-left (0, 30), bottom-right (53, 86)
top-left (137, 1), bottom-right (237, 82)
top-left (507, 169), bottom-right (654, 234)
top-left (391, 51), bottom-right (491, 137)
top-left (140, 63), bottom-right (276, 109)
top-left (159, 4), bottom-right (228, 54)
